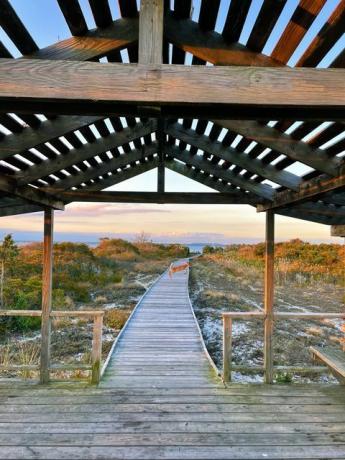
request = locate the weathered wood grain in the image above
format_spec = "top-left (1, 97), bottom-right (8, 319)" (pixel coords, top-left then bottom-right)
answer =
top-left (264, 210), bottom-right (274, 384)
top-left (138, 0), bottom-right (164, 64)
top-left (165, 14), bottom-right (281, 67)
top-left (310, 347), bottom-right (345, 385)
top-left (40, 209), bottom-right (54, 384)
top-left (1, 60), bottom-right (345, 119)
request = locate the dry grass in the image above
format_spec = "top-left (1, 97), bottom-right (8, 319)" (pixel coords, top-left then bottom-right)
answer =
top-left (0, 341), bottom-right (40, 379)
top-left (104, 309), bottom-right (131, 330)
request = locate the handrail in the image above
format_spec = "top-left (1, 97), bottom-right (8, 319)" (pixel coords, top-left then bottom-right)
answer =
top-left (222, 310), bottom-right (344, 382)
top-left (0, 309), bottom-right (104, 384)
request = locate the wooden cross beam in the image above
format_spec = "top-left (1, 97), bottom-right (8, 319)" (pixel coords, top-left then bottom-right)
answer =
top-left (1, 59), bottom-right (345, 119)
top-left (0, 175), bottom-right (64, 210)
top-left (57, 191), bottom-right (260, 205)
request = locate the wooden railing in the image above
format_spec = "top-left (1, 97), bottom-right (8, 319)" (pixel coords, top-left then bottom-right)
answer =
top-left (0, 310), bottom-right (104, 384)
top-left (222, 311), bottom-right (345, 382)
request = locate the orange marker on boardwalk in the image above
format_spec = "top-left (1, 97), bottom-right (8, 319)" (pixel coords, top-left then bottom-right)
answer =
top-left (169, 261), bottom-right (189, 278)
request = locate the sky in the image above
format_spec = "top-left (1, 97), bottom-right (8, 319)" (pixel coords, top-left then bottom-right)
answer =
top-left (0, 0), bottom-right (344, 244)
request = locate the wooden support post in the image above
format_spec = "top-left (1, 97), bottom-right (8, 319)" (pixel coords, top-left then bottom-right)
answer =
top-left (138, 0), bottom-right (164, 64)
top-left (157, 119), bottom-right (165, 193)
top-left (138, 0), bottom-right (165, 191)
top-left (40, 209), bottom-right (54, 384)
top-left (223, 316), bottom-right (232, 382)
top-left (264, 210), bottom-right (275, 384)
top-left (331, 225), bottom-right (345, 237)
top-left (91, 314), bottom-right (103, 385)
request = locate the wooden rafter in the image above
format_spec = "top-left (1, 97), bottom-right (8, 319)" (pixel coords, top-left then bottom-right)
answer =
top-left (166, 159), bottom-right (237, 194)
top-left (1, 60), bottom-right (345, 119)
top-left (216, 120), bottom-right (341, 177)
top-left (84, 157), bottom-right (158, 192)
top-left (30, 17), bottom-right (138, 61)
top-left (0, 115), bottom-right (102, 161)
top-left (165, 145), bottom-right (275, 200)
top-left (165, 13), bottom-right (281, 67)
top-left (166, 123), bottom-right (301, 190)
top-left (44, 143), bottom-right (158, 192)
top-left (257, 166), bottom-right (345, 212)
top-left (15, 121), bottom-right (157, 186)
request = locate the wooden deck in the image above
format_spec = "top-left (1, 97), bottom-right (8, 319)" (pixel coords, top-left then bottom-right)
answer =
top-left (0, 265), bottom-right (345, 459)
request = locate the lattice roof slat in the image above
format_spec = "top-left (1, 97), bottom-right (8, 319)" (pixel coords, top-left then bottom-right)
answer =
top-left (0, 0), bottom-right (343, 225)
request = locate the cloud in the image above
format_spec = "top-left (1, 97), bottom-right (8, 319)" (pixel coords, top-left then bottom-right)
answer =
top-left (65, 204), bottom-right (171, 217)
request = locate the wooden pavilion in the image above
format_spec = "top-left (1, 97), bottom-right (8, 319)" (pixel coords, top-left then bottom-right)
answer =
top-left (0, 1), bottom-right (345, 458)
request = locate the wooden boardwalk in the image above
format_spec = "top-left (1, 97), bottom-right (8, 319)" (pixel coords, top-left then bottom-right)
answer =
top-left (101, 266), bottom-right (215, 389)
top-left (0, 265), bottom-right (345, 459)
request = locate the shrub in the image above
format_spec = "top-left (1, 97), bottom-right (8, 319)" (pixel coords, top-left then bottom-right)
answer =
top-left (275, 371), bottom-right (292, 384)
top-left (104, 309), bottom-right (130, 330)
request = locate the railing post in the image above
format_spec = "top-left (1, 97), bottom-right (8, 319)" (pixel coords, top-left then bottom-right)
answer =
top-left (91, 314), bottom-right (103, 385)
top-left (223, 315), bottom-right (232, 382)
top-left (264, 210), bottom-right (275, 384)
top-left (40, 208), bottom-right (54, 384)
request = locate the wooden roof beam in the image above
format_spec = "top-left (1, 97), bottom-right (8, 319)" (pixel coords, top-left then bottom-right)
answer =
top-left (165, 13), bottom-right (281, 67)
top-left (0, 203), bottom-right (41, 217)
top-left (15, 120), bottom-right (157, 186)
top-left (216, 120), bottom-right (341, 177)
top-left (1, 60), bottom-right (345, 120)
top-left (30, 16), bottom-right (138, 61)
top-left (0, 175), bottom-right (64, 210)
top-left (257, 165), bottom-right (345, 213)
top-left (58, 190), bottom-right (259, 205)
top-left (166, 123), bottom-right (301, 190)
top-left (165, 145), bottom-right (275, 200)
top-left (280, 208), bottom-right (345, 226)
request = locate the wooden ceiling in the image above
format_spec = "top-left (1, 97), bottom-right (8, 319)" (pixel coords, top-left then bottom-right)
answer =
top-left (0, 0), bottom-right (344, 226)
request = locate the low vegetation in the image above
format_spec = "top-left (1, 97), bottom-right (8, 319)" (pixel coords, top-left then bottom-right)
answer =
top-left (191, 240), bottom-right (344, 383)
top-left (0, 234), bottom-right (189, 379)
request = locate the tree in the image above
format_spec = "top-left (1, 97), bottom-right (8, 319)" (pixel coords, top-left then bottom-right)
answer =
top-left (0, 234), bottom-right (19, 309)
top-left (135, 231), bottom-right (152, 244)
